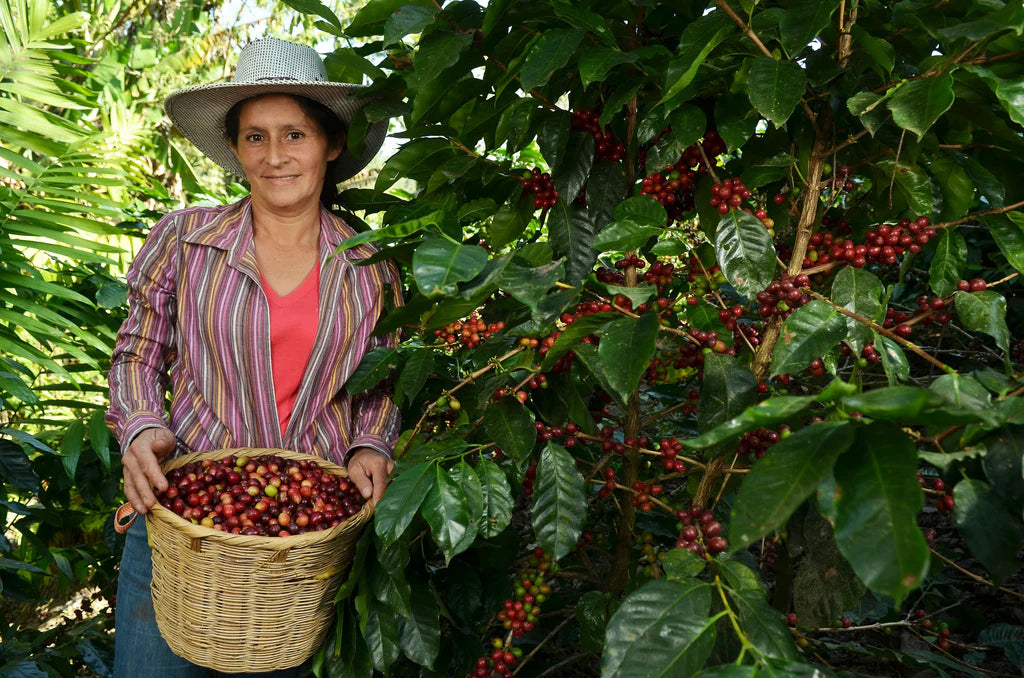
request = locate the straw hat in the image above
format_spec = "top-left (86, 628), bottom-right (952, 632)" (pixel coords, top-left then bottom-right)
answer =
top-left (164, 37), bottom-right (387, 183)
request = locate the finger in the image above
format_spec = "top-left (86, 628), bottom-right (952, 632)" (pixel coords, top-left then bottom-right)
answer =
top-left (348, 462), bottom-right (373, 500)
top-left (136, 448), bottom-right (168, 494)
top-left (371, 468), bottom-right (387, 503)
top-left (123, 472), bottom-right (147, 515)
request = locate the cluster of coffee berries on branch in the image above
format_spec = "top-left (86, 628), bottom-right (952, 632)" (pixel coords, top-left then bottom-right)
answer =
top-left (520, 167), bottom-right (557, 209)
top-left (914, 295), bottom-right (954, 326)
top-left (534, 420), bottom-right (582, 449)
top-left (736, 426), bottom-right (790, 460)
top-left (756, 274), bottom-right (811, 319)
top-left (433, 313), bottom-right (504, 348)
top-left (675, 505), bottom-right (728, 555)
top-left (570, 108), bottom-right (626, 161)
top-left (630, 479), bottom-right (663, 513)
top-left (658, 437), bottom-right (688, 473)
top-left (639, 129), bottom-right (727, 221)
top-left (919, 473), bottom-right (956, 513)
top-left (957, 277), bottom-right (987, 292)
top-left (708, 177), bottom-right (753, 215)
top-left (157, 454), bottom-right (364, 537)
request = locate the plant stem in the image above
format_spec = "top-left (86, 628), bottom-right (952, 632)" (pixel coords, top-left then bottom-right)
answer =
top-left (930, 548), bottom-right (1024, 601)
top-left (512, 613), bottom-right (574, 676)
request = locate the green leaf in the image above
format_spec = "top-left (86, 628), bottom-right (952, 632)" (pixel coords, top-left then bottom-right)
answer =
top-left (593, 222), bottom-right (662, 252)
top-left (602, 581), bottom-right (717, 678)
top-left (495, 98), bottom-right (537, 153)
top-left (365, 598), bottom-right (401, 673)
top-left (663, 548), bottom-right (707, 581)
top-left (982, 212), bottom-right (1024, 276)
top-left (646, 106), bottom-right (706, 173)
top-left (540, 312), bottom-right (616, 371)
top-left (747, 57), bottom-right (807, 128)
top-left (375, 138), bottom-right (452, 193)
top-left (481, 398), bottom-right (536, 461)
top-left (489, 194), bottom-right (535, 249)
top-left (834, 424), bottom-right (929, 605)
top-left (727, 588), bottom-right (799, 661)
top-left (580, 48), bottom-right (638, 88)
top-left (421, 465), bottom-right (474, 563)
top-left (771, 301), bottom-right (848, 376)
top-left (964, 65), bottom-right (1024, 127)
top-left (548, 198), bottom-right (601, 285)
top-left (780, 0), bottom-right (842, 54)
top-left (345, 0), bottom-right (435, 35)
top-left (383, 4), bottom-right (436, 46)
top-left (398, 584), bottom-right (440, 667)
top-left (396, 350), bottom-right (434, 407)
top-left (411, 30), bottom-right (473, 89)
top-left (88, 410), bottom-right (110, 470)
top-left (613, 194), bottom-right (668, 227)
top-left (412, 239), bottom-right (488, 298)
top-left (0, 440), bottom-right (40, 493)
top-left (280, 0), bottom-right (342, 29)
top-left (714, 209), bottom-right (776, 301)
top-left (962, 157), bottom-right (1005, 208)
top-left (476, 459), bottom-right (514, 537)
top-left (717, 93), bottom-right (761, 150)
top-left (576, 591), bottom-right (612, 654)
top-left (598, 313), bottom-right (660, 403)
top-left (929, 229), bottom-right (967, 297)
top-left (874, 333), bottom-right (910, 385)
top-left (346, 347), bottom-right (400, 394)
top-left (876, 160), bottom-right (934, 217)
top-left (930, 155), bottom-right (974, 221)
top-left (887, 72), bottom-right (955, 137)
top-left (519, 29), bottom-right (585, 91)
top-left (841, 386), bottom-right (945, 421)
top-left (663, 12), bottom-right (734, 102)
top-left (499, 260), bottom-right (564, 313)
top-left (551, 0), bottom-right (618, 47)
top-left (730, 422), bottom-right (855, 550)
top-left (532, 442), bottom-right (586, 560)
top-left (981, 426), bottom-right (1024, 513)
top-left (698, 353), bottom-right (758, 434)
top-left (552, 130), bottom-right (595, 204)
top-left (955, 290), bottom-right (1010, 353)
top-left (684, 397), bottom-right (816, 451)
top-left (954, 479), bottom-right (1024, 584)
top-left (979, 624), bottom-right (1024, 673)
top-left (847, 90), bottom-right (892, 136)
top-left (374, 462), bottom-right (434, 544)
top-left (929, 374), bottom-right (994, 425)
top-left (60, 420), bottom-right (84, 480)
top-left (830, 267), bottom-right (885, 354)
top-left (851, 25), bottom-right (895, 75)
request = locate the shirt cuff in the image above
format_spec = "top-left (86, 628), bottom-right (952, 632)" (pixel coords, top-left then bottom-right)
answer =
top-left (119, 412), bottom-right (169, 451)
top-left (345, 436), bottom-right (394, 463)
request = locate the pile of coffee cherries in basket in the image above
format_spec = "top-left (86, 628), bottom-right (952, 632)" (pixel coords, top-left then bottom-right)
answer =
top-left (156, 454), bottom-right (366, 537)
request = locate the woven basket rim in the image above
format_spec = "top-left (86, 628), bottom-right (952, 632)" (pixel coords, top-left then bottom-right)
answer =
top-left (149, 447), bottom-right (373, 550)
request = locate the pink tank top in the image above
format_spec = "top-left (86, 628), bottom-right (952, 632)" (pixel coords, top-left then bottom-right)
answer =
top-left (261, 265), bottom-right (320, 437)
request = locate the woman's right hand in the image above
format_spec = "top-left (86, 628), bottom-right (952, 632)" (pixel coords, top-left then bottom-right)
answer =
top-left (122, 427), bottom-right (176, 514)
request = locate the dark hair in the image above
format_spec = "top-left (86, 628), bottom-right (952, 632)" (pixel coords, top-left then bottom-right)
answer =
top-left (224, 93), bottom-right (348, 208)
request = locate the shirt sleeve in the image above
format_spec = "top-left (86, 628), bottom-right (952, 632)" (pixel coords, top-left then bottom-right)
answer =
top-left (344, 259), bottom-right (403, 462)
top-left (105, 213), bottom-right (179, 449)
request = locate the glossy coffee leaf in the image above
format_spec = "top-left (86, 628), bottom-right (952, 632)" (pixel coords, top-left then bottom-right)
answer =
top-left (448, 460), bottom-right (482, 543)
top-left (663, 547), bottom-right (707, 581)
top-left (519, 28), bottom-right (585, 91)
top-left (770, 301), bottom-right (848, 376)
top-left (746, 57), bottom-right (807, 128)
top-left (396, 349), bottom-right (434, 407)
top-left (579, 47), bottom-right (637, 88)
top-left (930, 155), bottom-right (974, 221)
top-left (834, 424), bottom-right (928, 605)
top-left (346, 0), bottom-right (434, 37)
top-left (876, 159), bottom-right (933, 216)
top-left (602, 581), bottom-right (716, 678)
top-left (412, 239), bottom-right (489, 298)
top-left (375, 461), bottom-right (434, 545)
top-left (663, 11), bottom-right (733, 102)
top-left (874, 333), bottom-right (909, 385)
top-left (714, 209), bottom-right (776, 301)
top-left (548, 197), bottom-right (601, 285)
top-left (730, 421), bottom-right (854, 550)
top-left (887, 71), bottom-right (955, 137)
top-left (597, 312), bottom-right (659, 403)
top-left (955, 290), bottom-right (1010, 353)
top-left (592, 221), bottom-right (662, 253)
top-left (698, 353), bottom-right (758, 434)
top-left (982, 212), bottom-right (1024, 276)
top-left (929, 228), bottom-right (967, 297)
top-left (398, 584), bottom-right (440, 667)
top-left (476, 459), bottom-right (514, 538)
top-left (481, 398), bottom-right (536, 461)
top-left (552, 130), bottom-right (595, 204)
top-left (488, 194), bottom-right (535, 249)
top-left (365, 598), bottom-right (401, 673)
top-left (980, 426), bottom-right (1024, 514)
top-left (540, 312), bottom-right (616, 370)
top-left (953, 479), bottom-right (1024, 584)
top-left (830, 267), bottom-right (884, 354)
top-left (780, 0), bottom-right (842, 54)
top-left (532, 442), bottom-right (586, 560)
top-left (726, 588), bottom-right (798, 661)
top-left (382, 4), bottom-right (436, 46)
top-left (684, 396), bottom-right (816, 451)
top-left (499, 260), bottom-right (564, 313)
top-left (347, 347), bottom-right (400, 394)
top-left (576, 590), bottom-right (612, 654)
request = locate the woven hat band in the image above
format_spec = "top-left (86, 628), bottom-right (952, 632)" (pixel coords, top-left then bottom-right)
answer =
top-left (234, 38), bottom-right (329, 84)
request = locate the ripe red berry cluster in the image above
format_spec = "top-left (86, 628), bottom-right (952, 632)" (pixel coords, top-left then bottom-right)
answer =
top-left (708, 177), bottom-right (752, 215)
top-left (919, 474), bottom-right (956, 512)
top-left (520, 167), bottom-right (558, 209)
top-left (630, 480), bottom-right (663, 513)
top-left (434, 313), bottom-right (505, 348)
top-left (862, 217), bottom-right (936, 263)
top-left (534, 420), bottom-right (581, 449)
top-left (883, 308), bottom-right (915, 338)
top-left (614, 253), bottom-right (647, 271)
top-left (157, 454), bottom-right (364, 537)
top-left (717, 305), bottom-right (744, 332)
top-left (914, 295), bottom-right (954, 325)
top-left (736, 426), bottom-right (789, 459)
top-left (956, 278), bottom-right (987, 292)
top-left (830, 165), bottom-right (857, 193)
top-left (596, 425), bottom-right (642, 456)
top-left (640, 168), bottom-right (697, 217)
top-left (658, 437), bottom-right (688, 473)
top-left (570, 108), bottom-right (626, 161)
top-left (756, 274), bottom-right (811, 319)
top-left (674, 505), bottom-right (728, 555)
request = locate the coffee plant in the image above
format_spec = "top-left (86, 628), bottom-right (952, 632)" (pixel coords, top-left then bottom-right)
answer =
top-left (298, 0), bottom-right (1024, 676)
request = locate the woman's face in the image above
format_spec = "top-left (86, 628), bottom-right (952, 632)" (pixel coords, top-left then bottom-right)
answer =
top-left (229, 94), bottom-right (341, 215)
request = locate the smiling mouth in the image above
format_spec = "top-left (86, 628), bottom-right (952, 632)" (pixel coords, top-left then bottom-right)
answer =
top-left (265, 175), bottom-right (299, 180)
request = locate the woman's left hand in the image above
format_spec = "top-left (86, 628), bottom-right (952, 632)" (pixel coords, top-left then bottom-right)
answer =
top-left (346, 448), bottom-right (395, 504)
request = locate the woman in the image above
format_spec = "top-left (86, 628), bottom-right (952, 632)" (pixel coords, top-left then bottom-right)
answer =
top-left (106, 38), bottom-right (401, 676)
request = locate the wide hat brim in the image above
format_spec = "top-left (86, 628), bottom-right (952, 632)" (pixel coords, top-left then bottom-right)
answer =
top-left (164, 80), bottom-right (387, 184)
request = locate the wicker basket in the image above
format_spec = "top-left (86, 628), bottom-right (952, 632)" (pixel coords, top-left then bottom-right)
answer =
top-left (145, 447), bottom-right (373, 672)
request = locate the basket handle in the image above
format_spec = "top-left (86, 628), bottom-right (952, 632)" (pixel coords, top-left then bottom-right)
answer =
top-left (114, 502), bottom-right (137, 534)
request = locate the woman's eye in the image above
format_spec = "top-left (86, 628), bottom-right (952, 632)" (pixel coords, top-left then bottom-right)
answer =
top-left (246, 133), bottom-right (263, 143)
top-left (288, 131), bottom-right (304, 140)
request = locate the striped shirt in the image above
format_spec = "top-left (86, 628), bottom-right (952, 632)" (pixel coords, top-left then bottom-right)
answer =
top-left (106, 196), bottom-right (402, 465)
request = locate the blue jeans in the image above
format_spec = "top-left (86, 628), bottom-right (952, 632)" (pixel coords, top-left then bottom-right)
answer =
top-left (114, 520), bottom-right (305, 677)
